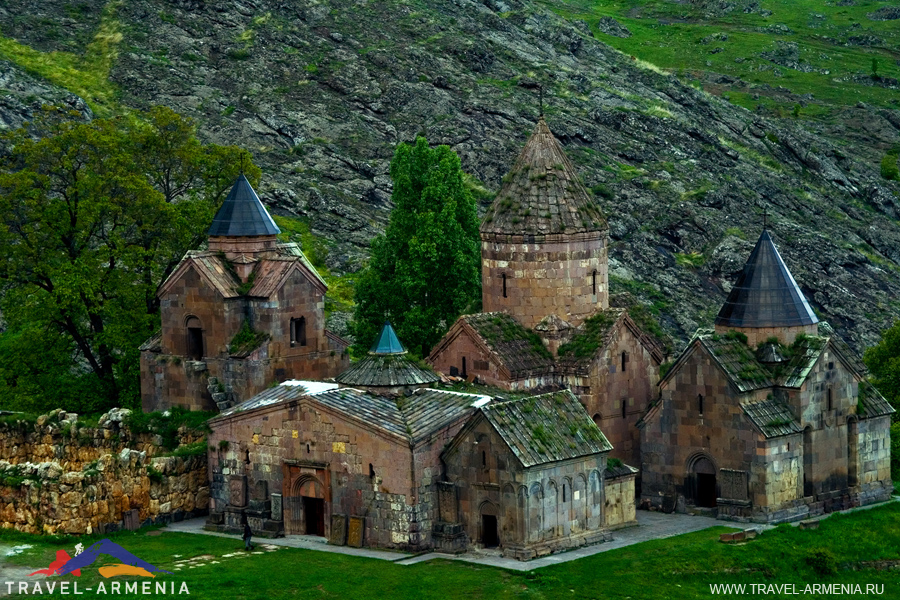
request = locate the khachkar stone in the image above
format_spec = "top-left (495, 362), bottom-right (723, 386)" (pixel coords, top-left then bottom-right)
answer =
top-left (480, 117), bottom-right (609, 330)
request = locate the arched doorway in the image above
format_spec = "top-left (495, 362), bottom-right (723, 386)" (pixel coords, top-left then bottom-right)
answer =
top-left (289, 476), bottom-right (326, 536)
top-left (691, 456), bottom-right (717, 508)
top-left (480, 502), bottom-right (499, 548)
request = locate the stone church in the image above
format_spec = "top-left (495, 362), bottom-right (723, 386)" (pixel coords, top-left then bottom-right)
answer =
top-left (427, 117), bottom-right (665, 467)
top-left (638, 229), bottom-right (894, 522)
top-left (139, 174), bottom-right (349, 412)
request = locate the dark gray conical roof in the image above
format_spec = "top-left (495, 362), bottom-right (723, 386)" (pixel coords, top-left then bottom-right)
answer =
top-left (715, 229), bottom-right (818, 329)
top-left (208, 174), bottom-right (281, 237)
top-left (370, 322), bottom-right (406, 355)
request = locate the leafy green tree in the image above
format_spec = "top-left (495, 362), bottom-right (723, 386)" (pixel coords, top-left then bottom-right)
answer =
top-left (350, 137), bottom-right (480, 357)
top-left (864, 319), bottom-right (900, 421)
top-left (0, 106), bottom-right (259, 412)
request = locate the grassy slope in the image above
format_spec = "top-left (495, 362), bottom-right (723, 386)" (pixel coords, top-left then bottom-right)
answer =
top-left (546, 0), bottom-right (900, 116)
top-left (3, 502), bottom-right (900, 599)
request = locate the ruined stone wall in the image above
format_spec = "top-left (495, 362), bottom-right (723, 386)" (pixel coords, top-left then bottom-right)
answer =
top-left (0, 410), bottom-right (208, 534)
top-left (207, 399), bottom-right (420, 550)
top-left (481, 233), bottom-right (608, 330)
top-left (571, 318), bottom-right (660, 466)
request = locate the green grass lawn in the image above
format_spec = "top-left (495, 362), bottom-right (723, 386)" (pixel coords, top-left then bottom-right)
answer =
top-left (544, 0), bottom-right (900, 117)
top-left (3, 502), bottom-right (900, 599)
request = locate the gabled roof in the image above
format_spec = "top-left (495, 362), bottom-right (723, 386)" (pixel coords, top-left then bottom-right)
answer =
top-left (370, 321), bottom-right (406, 355)
top-left (780, 335), bottom-right (827, 388)
top-left (208, 174), bottom-right (281, 237)
top-left (858, 382), bottom-right (895, 419)
top-left (557, 309), bottom-right (625, 365)
top-left (335, 354), bottom-right (439, 388)
top-left (741, 397), bottom-right (802, 438)
top-left (700, 334), bottom-right (775, 392)
top-left (481, 390), bottom-right (612, 468)
top-left (715, 229), bottom-right (818, 329)
top-left (400, 388), bottom-right (490, 444)
top-left (216, 381), bottom-right (489, 444)
top-left (480, 117), bottom-right (607, 237)
top-left (461, 313), bottom-right (554, 375)
top-left (157, 244), bottom-right (325, 300)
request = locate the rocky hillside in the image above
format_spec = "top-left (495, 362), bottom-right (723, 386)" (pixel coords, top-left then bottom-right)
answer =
top-left (2, 0), bottom-right (900, 353)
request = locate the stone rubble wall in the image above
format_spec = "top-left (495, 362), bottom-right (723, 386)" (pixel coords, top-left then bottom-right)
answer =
top-left (0, 409), bottom-right (209, 534)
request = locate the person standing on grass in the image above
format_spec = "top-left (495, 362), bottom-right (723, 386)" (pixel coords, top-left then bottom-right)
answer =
top-left (243, 521), bottom-right (254, 551)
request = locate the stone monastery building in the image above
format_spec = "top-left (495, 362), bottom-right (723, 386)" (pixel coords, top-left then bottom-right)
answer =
top-left (143, 116), bottom-right (892, 557)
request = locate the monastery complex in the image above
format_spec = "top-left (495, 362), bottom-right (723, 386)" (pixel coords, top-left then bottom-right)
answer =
top-left (139, 116), bottom-right (893, 558)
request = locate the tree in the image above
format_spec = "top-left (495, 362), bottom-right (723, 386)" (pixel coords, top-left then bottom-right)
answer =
top-left (350, 137), bottom-right (480, 357)
top-left (864, 319), bottom-right (900, 421)
top-left (0, 106), bottom-right (259, 412)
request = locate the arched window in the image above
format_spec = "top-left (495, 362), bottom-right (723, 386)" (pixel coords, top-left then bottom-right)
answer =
top-left (290, 317), bottom-right (307, 347)
top-left (827, 387), bottom-right (833, 411)
top-left (185, 316), bottom-right (203, 360)
top-left (699, 394), bottom-right (704, 415)
top-left (592, 270), bottom-right (597, 295)
top-left (502, 273), bottom-right (507, 298)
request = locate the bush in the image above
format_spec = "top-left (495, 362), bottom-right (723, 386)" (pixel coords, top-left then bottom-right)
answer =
top-left (891, 422), bottom-right (900, 482)
top-left (881, 153), bottom-right (900, 181)
top-left (805, 548), bottom-right (837, 577)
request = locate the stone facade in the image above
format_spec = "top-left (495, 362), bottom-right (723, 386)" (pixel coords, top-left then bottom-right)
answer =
top-left (440, 411), bottom-right (627, 560)
top-left (0, 410), bottom-right (208, 534)
top-left (481, 232), bottom-right (608, 330)
top-left (205, 389), bottom-right (473, 550)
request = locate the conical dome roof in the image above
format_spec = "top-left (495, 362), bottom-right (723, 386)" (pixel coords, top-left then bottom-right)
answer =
top-left (715, 229), bottom-right (818, 329)
top-left (336, 321), bottom-right (439, 389)
top-left (369, 321), bottom-right (406, 355)
top-left (208, 174), bottom-right (281, 237)
top-left (481, 117), bottom-right (607, 237)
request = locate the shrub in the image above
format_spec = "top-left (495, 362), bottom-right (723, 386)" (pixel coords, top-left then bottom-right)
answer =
top-left (805, 548), bottom-right (837, 577)
top-left (881, 154), bottom-right (899, 181)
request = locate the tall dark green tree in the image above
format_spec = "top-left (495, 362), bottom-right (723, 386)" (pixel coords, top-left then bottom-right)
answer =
top-left (0, 106), bottom-right (259, 412)
top-left (351, 137), bottom-right (480, 357)
top-left (864, 319), bottom-right (900, 421)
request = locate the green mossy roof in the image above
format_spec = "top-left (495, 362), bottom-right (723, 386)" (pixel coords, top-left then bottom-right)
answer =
top-left (557, 309), bottom-right (622, 362)
top-left (464, 313), bottom-right (553, 375)
top-left (482, 390), bottom-right (612, 467)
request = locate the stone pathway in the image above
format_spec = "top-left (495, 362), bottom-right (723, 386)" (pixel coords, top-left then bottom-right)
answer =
top-left (163, 498), bottom-right (898, 572)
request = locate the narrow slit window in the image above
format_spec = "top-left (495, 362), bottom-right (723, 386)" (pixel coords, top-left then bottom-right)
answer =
top-left (592, 270), bottom-right (597, 295)
top-left (462, 357), bottom-right (467, 377)
top-left (699, 394), bottom-right (704, 415)
top-left (621, 399), bottom-right (627, 419)
top-left (562, 484), bottom-right (567, 502)
top-left (369, 463), bottom-right (375, 478)
top-left (502, 273), bottom-right (507, 298)
top-left (186, 316), bottom-right (203, 360)
top-left (621, 351), bottom-right (627, 372)
top-left (244, 449), bottom-right (250, 464)
top-left (827, 388), bottom-right (833, 411)
top-left (291, 317), bottom-right (307, 347)
top-left (482, 450), bottom-right (486, 467)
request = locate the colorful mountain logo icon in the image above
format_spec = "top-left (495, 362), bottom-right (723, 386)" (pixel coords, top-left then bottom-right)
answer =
top-left (30, 539), bottom-right (171, 579)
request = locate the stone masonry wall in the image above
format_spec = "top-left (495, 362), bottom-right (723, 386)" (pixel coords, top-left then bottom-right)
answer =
top-left (481, 233), bottom-right (608, 330)
top-left (0, 409), bottom-right (208, 534)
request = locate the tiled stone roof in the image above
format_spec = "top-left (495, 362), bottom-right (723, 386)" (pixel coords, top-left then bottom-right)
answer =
top-left (699, 333), bottom-right (776, 392)
top-left (335, 354), bottom-right (439, 388)
top-left (208, 174), bottom-right (280, 237)
top-left (557, 309), bottom-right (624, 365)
top-left (482, 390), bottom-right (612, 468)
top-left (858, 382), bottom-right (895, 418)
top-left (400, 388), bottom-right (490, 444)
top-left (480, 117), bottom-right (607, 238)
top-left (218, 382), bottom-right (488, 442)
top-left (779, 335), bottom-right (828, 388)
top-left (463, 313), bottom-right (554, 375)
top-left (715, 229), bottom-right (818, 329)
top-left (604, 462), bottom-right (639, 479)
top-left (741, 397), bottom-right (802, 438)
